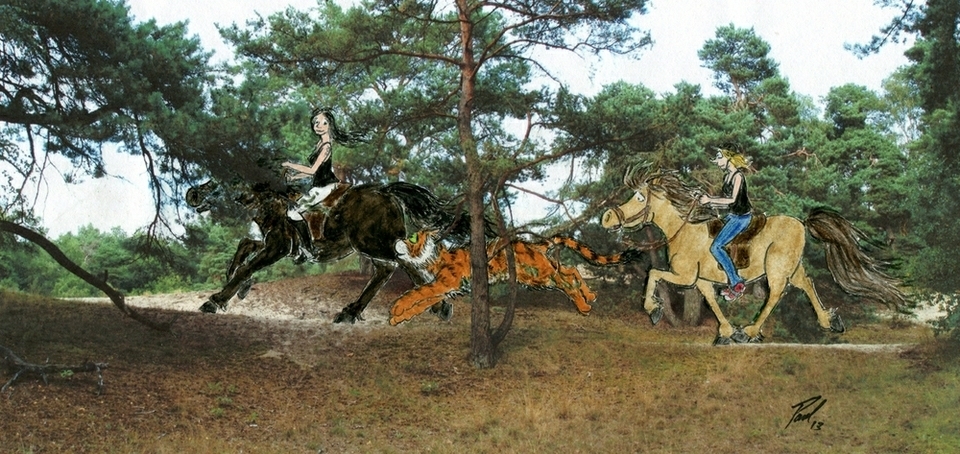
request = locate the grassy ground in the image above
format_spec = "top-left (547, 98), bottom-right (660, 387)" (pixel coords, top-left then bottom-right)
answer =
top-left (1, 281), bottom-right (958, 453)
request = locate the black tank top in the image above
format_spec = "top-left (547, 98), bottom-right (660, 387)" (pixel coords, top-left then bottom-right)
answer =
top-left (721, 171), bottom-right (751, 215)
top-left (308, 146), bottom-right (340, 188)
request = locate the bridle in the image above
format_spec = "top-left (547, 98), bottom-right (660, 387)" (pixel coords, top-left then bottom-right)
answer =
top-left (610, 185), bottom-right (700, 252)
top-left (609, 203), bottom-right (651, 230)
top-left (608, 186), bottom-right (653, 229)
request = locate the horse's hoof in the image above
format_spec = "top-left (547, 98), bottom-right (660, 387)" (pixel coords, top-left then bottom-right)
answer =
top-left (829, 309), bottom-right (845, 333)
top-left (333, 311), bottom-right (357, 324)
top-left (199, 301), bottom-right (219, 314)
top-left (237, 279), bottom-right (253, 300)
top-left (713, 336), bottom-right (732, 346)
top-left (432, 301), bottom-right (454, 322)
top-left (731, 327), bottom-right (750, 344)
top-left (649, 305), bottom-right (663, 326)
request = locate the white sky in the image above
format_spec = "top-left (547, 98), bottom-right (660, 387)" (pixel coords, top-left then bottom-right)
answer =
top-left (36, 0), bottom-right (912, 237)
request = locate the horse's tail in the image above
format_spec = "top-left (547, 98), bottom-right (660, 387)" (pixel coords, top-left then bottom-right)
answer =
top-left (547, 237), bottom-right (644, 266)
top-left (804, 207), bottom-right (907, 310)
top-left (380, 182), bottom-right (474, 242)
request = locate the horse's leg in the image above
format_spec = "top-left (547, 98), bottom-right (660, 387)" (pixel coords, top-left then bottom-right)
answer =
top-left (694, 279), bottom-right (736, 341)
top-left (202, 237), bottom-right (260, 313)
top-left (643, 267), bottom-right (697, 325)
top-left (426, 296), bottom-right (455, 322)
top-left (787, 264), bottom-right (844, 333)
top-left (201, 239), bottom-right (289, 313)
top-left (227, 238), bottom-right (262, 279)
top-left (227, 238), bottom-right (263, 300)
top-left (333, 258), bottom-right (396, 324)
top-left (739, 271), bottom-right (790, 341)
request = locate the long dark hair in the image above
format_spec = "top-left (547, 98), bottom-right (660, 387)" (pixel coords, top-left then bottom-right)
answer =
top-left (311, 106), bottom-right (368, 147)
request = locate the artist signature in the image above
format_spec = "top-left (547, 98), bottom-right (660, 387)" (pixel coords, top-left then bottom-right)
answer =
top-left (785, 395), bottom-right (826, 430)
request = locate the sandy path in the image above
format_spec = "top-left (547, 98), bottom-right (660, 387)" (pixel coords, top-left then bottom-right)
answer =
top-left (65, 273), bottom-right (948, 357)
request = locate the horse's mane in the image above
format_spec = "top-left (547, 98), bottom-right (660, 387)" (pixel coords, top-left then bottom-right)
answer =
top-left (640, 170), bottom-right (717, 223)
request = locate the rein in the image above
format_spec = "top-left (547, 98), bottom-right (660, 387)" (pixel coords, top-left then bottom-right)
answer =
top-left (614, 189), bottom-right (700, 252)
top-left (609, 186), bottom-right (653, 227)
top-left (610, 204), bottom-right (650, 228)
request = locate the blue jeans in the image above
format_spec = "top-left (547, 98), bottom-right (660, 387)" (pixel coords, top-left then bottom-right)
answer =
top-left (710, 213), bottom-right (752, 287)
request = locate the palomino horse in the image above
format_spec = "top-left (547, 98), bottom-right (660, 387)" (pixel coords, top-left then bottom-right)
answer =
top-left (601, 169), bottom-right (907, 344)
top-left (187, 180), bottom-right (472, 324)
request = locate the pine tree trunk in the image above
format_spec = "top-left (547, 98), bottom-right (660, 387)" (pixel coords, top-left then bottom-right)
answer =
top-left (682, 287), bottom-right (704, 326)
top-left (456, 1), bottom-right (496, 368)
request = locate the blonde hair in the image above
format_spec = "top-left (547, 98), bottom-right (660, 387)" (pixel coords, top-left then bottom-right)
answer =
top-left (719, 148), bottom-right (750, 169)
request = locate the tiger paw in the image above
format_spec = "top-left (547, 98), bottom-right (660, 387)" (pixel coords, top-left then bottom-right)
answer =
top-left (390, 301), bottom-right (413, 318)
top-left (389, 301), bottom-right (427, 325)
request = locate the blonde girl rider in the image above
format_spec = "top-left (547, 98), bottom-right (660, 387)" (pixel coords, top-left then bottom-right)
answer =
top-left (698, 147), bottom-right (753, 301)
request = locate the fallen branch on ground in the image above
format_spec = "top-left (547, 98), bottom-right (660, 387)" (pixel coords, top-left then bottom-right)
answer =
top-left (1, 345), bottom-right (107, 394)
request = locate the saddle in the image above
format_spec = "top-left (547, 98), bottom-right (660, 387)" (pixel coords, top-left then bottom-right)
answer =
top-left (707, 213), bottom-right (767, 269)
top-left (299, 183), bottom-right (351, 240)
top-left (321, 183), bottom-right (351, 209)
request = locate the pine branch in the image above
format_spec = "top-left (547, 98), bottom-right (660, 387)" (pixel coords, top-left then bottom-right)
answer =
top-left (0, 220), bottom-right (176, 331)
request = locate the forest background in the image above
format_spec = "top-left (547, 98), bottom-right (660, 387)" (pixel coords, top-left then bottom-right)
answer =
top-left (2, 0), bottom-right (960, 345)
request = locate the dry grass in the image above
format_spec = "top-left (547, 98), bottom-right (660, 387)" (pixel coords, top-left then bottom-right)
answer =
top-left (1, 275), bottom-right (958, 453)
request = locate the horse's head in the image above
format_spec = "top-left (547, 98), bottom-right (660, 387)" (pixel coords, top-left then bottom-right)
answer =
top-left (601, 167), bottom-right (653, 231)
top-left (601, 168), bottom-right (705, 231)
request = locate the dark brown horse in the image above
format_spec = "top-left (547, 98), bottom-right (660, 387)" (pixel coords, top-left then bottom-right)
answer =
top-left (187, 180), bottom-right (471, 323)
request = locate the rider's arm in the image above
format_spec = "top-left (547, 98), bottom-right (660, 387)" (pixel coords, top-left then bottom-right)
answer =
top-left (699, 172), bottom-right (743, 208)
top-left (282, 142), bottom-right (331, 176)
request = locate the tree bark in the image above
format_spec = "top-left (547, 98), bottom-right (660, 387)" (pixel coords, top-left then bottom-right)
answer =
top-left (681, 287), bottom-right (704, 326)
top-left (457, 1), bottom-right (497, 369)
top-left (489, 195), bottom-right (517, 347)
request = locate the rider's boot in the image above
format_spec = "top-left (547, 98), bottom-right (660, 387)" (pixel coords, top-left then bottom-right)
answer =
top-left (292, 219), bottom-right (314, 264)
top-left (721, 281), bottom-right (746, 302)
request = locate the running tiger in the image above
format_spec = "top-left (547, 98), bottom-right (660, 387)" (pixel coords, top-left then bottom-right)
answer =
top-left (389, 229), bottom-right (642, 326)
